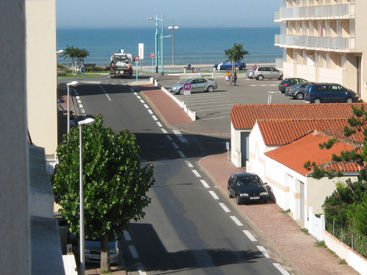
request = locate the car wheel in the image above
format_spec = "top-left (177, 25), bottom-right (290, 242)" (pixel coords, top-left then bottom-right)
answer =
top-left (178, 89), bottom-right (183, 95)
top-left (207, 86), bottom-right (214, 93)
top-left (228, 191), bottom-right (233, 198)
top-left (256, 75), bottom-right (264, 81)
top-left (296, 93), bottom-right (304, 100)
top-left (346, 97), bottom-right (353, 103)
top-left (314, 98), bottom-right (321, 104)
top-left (279, 74), bottom-right (283, 80)
top-left (236, 195), bottom-right (241, 205)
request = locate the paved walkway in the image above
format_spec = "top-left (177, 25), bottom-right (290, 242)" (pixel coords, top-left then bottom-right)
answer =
top-left (138, 82), bottom-right (358, 275)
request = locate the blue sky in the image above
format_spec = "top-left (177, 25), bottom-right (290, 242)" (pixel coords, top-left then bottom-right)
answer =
top-left (56, 0), bottom-right (280, 28)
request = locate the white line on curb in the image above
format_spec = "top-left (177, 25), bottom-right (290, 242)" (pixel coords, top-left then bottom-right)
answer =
top-left (219, 203), bottom-right (230, 213)
top-left (152, 115), bottom-right (158, 121)
top-left (273, 263), bottom-right (290, 275)
top-left (172, 142), bottom-right (179, 149)
top-left (178, 150), bottom-right (185, 158)
top-left (133, 92), bottom-right (138, 96)
top-left (123, 230), bottom-right (132, 241)
top-left (161, 128), bottom-right (168, 134)
top-left (156, 122), bottom-right (163, 127)
top-left (79, 104), bottom-right (83, 109)
top-left (128, 245), bottom-right (139, 259)
top-left (192, 170), bottom-right (201, 178)
top-left (80, 109), bottom-right (85, 114)
top-left (200, 180), bottom-right (210, 189)
top-left (257, 246), bottom-right (270, 258)
top-left (209, 191), bottom-right (219, 200)
top-left (242, 230), bottom-right (257, 242)
top-left (184, 160), bottom-right (193, 168)
top-left (137, 95), bottom-right (141, 99)
top-left (76, 96), bottom-right (80, 100)
top-left (230, 216), bottom-right (243, 226)
top-left (144, 104), bottom-right (149, 109)
top-left (77, 99), bottom-right (81, 104)
top-left (173, 129), bottom-right (188, 143)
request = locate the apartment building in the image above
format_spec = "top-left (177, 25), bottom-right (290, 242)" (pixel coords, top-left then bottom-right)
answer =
top-left (275, 0), bottom-right (367, 101)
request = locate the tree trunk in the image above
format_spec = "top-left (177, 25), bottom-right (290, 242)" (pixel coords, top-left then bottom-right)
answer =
top-left (100, 234), bottom-right (110, 272)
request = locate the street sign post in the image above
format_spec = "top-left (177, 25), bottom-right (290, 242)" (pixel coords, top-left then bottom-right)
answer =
top-left (226, 141), bottom-right (230, 161)
top-left (134, 56), bottom-right (139, 82)
top-left (183, 82), bottom-right (191, 95)
top-left (80, 66), bottom-right (85, 77)
top-left (151, 52), bottom-right (155, 72)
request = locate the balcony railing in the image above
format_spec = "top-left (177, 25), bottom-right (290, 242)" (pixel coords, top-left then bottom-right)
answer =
top-left (275, 34), bottom-right (352, 52)
top-left (274, 4), bottom-right (355, 21)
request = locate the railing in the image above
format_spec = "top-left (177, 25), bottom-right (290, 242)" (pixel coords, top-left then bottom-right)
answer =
top-left (275, 3), bottom-right (354, 21)
top-left (275, 34), bottom-right (351, 51)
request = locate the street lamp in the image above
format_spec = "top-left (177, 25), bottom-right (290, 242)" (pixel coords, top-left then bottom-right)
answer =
top-left (66, 81), bottom-right (78, 139)
top-left (147, 15), bottom-right (167, 74)
top-left (56, 49), bottom-right (64, 54)
top-left (78, 117), bottom-right (95, 275)
top-left (168, 25), bottom-right (179, 66)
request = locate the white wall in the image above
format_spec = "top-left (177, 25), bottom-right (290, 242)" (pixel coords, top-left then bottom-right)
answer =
top-left (231, 123), bottom-right (242, 167)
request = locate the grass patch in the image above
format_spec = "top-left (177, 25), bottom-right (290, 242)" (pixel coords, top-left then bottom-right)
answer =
top-left (339, 259), bottom-right (347, 265)
top-left (58, 72), bottom-right (108, 78)
top-left (327, 248), bottom-right (338, 257)
top-left (301, 228), bottom-right (309, 235)
top-left (315, 240), bottom-right (326, 248)
top-left (280, 209), bottom-right (290, 214)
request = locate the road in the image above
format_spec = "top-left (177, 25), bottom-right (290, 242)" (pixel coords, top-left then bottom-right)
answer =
top-left (66, 79), bottom-right (286, 274)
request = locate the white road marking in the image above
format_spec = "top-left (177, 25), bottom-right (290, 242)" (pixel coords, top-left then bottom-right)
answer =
top-left (219, 203), bottom-right (230, 213)
top-left (140, 99), bottom-right (145, 104)
top-left (77, 100), bottom-right (82, 104)
top-left (166, 135), bottom-right (173, 141)
top-left (257, 246), bottom-right (270, 258)
top-left (260, 84), bottom-right (267, 87)
top-left (156, 122), bottom-right (163, 127)
top-left (148, 109), bottom-right (153, 115)
top-left (79, 104), bottom-right (83, 109)
top-left (173, 130), bottom-right (188, 143)
top-left (230, 216), bottom-right (243, 226)
top-left (144, 104), bottom-right (149, 109)
top-left (80, 108), bottom-right (85, 113)
top-left (161, 128), bottom-right (168, 134)
top-left (209, 191), bottom-right (219, 200)
top-left (184, 160), bottom-right (193, 168)
top-left (76, 96), bottom-right (80, 100)
top-left (152, 115), bottom-right (158, 121)
top-left (137, 264), bottom-right (147, 275)
top-left (123, 230), bottom-right (132, 241)
top-left (99, 84), bottom-right (112, 102)
top-left (273, 263), bottom-right (290, 275)
top-left (137, 95), bottom-right (141, 99)
top-left (128, 245), bottom-right (139, 259)
top-left (172, 142), bottom-right (179, 149)
top-left (243, 230), bottom-right (257, 242)
top-left (133, 92), bottom-right (138, 95)
top-left (178, 150), bottom-right (185, 158)
top-left (192, 170), bottom-right (201, 178)
top-left (200, 180), bottom-right (210, 189)
top-left (250, 84), bottom-right (256, 87)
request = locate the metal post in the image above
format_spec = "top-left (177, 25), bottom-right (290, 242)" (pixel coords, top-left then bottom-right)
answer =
top-left (67, 84), bottom-right (70, 137)
top-left (154, 15), bottom-right (158, 73)
top-left (79, 124), bottom-right (85, 275)
top-left (160, 14), bottom-right (164, 75)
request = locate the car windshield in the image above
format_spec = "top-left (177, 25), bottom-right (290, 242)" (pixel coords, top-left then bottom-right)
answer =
top-left (237, 175), bottom-right (262, 186)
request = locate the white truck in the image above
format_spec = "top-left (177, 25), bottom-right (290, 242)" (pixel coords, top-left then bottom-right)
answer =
top-left (109, 50), bottom-right (133, 78)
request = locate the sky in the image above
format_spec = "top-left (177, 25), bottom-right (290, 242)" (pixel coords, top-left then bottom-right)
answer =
top-left (56, 0), bottom-right (280, 28)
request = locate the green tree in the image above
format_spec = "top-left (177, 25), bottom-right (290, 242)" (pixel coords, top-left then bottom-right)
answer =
top-left (224, 43), bottom-right (249, 71)
top-left (61, 45), bottom-right (90, 73)
top-left (52, 115), bottom-right (154, 272)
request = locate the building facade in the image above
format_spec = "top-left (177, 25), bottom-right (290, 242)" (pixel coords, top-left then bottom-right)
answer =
top-left (275, 0), bottom-right (367, 100)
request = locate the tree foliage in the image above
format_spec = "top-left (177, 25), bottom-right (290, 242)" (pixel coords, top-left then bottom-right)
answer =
top-left (52, 115), bottom-right (154, 271)
top-left (224, 43), bottom-right (249, 71)
top-left (61, 45), bottom-right (90, 70)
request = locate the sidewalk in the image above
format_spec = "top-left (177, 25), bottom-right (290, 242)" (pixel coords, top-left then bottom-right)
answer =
top-left (138, 83), bottom-right (358, 275)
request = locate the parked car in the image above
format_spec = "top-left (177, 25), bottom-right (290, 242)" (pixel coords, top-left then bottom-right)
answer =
top-left (85, 238), bottom-right (120, 265)
top-left (304, 83), bottom-right (358, 103)
top-left (168, 77), bottom-right (217, 94)
top-left (279, 78), bottom-right (308, 93)
top-left (285, 82), bottom-right (308, 100)
top-left (252, 66), bottom-right (283, 80)
top-left (227, 172), bottom-right (269, 205)
top-left (214, 61), bottom-right (246, 71)
top-left (246, 65), bottom-right (257, 79)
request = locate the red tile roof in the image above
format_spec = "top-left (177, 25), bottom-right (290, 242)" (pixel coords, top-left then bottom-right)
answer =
top-left (257, 118), bottom-right (365, 146)
top-left (265, 131), bottom-right (361, 176)
top-left (231, 103), bottom-right (367, 130)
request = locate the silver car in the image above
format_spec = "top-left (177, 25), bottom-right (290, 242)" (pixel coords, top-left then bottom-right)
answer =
top-left (252, 66), bottom-right (283, 80)
top-left (168, 77), bottom-right (217, 95)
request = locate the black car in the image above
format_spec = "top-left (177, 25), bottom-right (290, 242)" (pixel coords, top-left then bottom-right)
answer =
top-left (227, 173), bottom-right (269, 205)
top-left (279, 78), bottom-right (308, 93)
top-left (285, 82), bottom-right (308, 100)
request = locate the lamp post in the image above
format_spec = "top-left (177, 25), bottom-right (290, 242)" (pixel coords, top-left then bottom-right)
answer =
top-left (168, 25), bottom-right (179, 66)
top-left (66, 81), bottom-right (78, 139)
top-left (78, 117), bottom-right (95, 275)
top-left (147, 16), bottom-right (160, 73)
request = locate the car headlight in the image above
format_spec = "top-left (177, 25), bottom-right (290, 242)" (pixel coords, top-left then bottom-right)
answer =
top-left (260, 192), bottom-right (268, 196)
top-left (240, 193), bottom-right (249, 197)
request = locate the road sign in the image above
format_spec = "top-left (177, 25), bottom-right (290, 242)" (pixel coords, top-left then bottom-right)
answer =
top-left (183, 82), bottom-right (192, 91)
top-left (80, 66), bottom-right (85, 73)
top-left (134, 56), bottom-right (139, 62)
top-left (138, 43), bottom-right (144, 60)
top-left (151, 52), bottom-right (155, 58)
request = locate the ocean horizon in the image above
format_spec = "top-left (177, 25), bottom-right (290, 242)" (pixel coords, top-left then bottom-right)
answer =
top-left (57, 27), bottom-right (281, 66)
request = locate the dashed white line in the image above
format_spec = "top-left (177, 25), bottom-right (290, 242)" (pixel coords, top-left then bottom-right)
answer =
top-left (133, 92), bottom-right (138, 96)
top-left (79, 104), bottom-right (83, 109)
top-left (148, 109), bottom-right (153, 115)
top-left (192, 170), bottom-right (201, 178)
top-left (161, 128), bottom-right (168, 134)
top-left (137, 95), bottom-right (141, 99)
top-left (128, 245), bottom-right (139, 259)
top-left (273, 263), bottom-right (290, 275)
top-left (80, 108), bottom-right (85, 114)
top-left (166, 135), bottom-right (173, 141)
top-left (77, 99), bottom-right (81, 104)
top-left (243, 230), bottom-right (257, 242)
top-left (209, 191), bottom-right (219, 200)
top-left (173, 130), bottom-right (188, 143)
top-left (123, 230), bottom-right (132, 241)
top-left (178, 150), bottom-right (186, 158)
top-left (156, 122), bottom-right (163, 127)
top-left (230, 216), bottom-right (243, 226)
top-left (140, 99), bottom-right (145, 104)
top-left (184, 160), bottom-right (193, 168)
top-left (172, 142), bottom-right (179, 149)
top-left (144, 104), bottom-right (149, 109)
top-left (99, 84), bottom-right (112, 102)
top-left (76, 96), bottom-right (80, 100)
top-left (200, 180), bottom-right (210, 189)
top-left (152, 115), bottom-right (158, 121)
top-left (257, 246), bottom-right (270, 258)
top-left (219, 203), bottom-right (230, 213)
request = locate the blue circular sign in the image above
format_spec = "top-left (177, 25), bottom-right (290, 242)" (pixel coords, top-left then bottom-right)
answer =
top-left (183, 82), bottom-right (192, 91)
top-left (80, 67), bottom-right (85, 73)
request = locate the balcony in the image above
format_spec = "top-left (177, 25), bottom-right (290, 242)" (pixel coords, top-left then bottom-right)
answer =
top-left (274, 4), bottom-right (355, 22)
top-left (275, 34), bottom-right (354, 52)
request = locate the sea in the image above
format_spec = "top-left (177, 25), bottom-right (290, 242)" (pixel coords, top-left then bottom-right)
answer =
top-left (57, 27), bottom-right (281, 67)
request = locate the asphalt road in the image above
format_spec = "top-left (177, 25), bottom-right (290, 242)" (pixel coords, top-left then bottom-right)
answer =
top-left (62, 79), bottom-right (285, 274)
